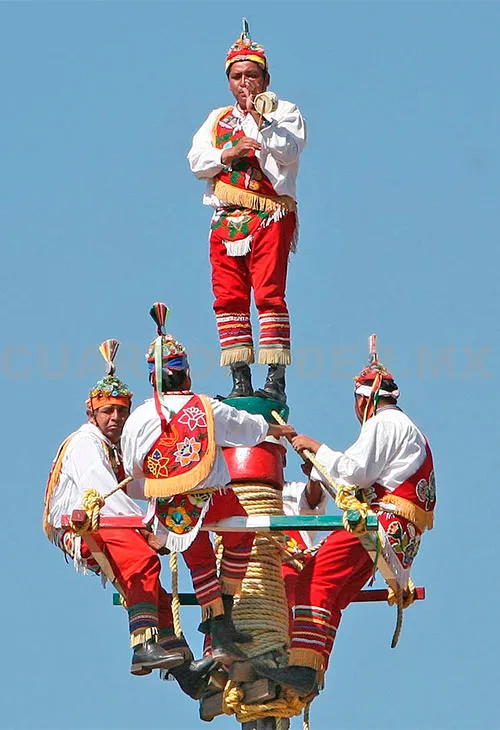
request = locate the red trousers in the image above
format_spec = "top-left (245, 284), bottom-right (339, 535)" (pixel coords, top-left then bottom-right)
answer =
top-left (81, 528), bottom-right (184, 650)
top-left (210, 212), bottom-right (296, 366)
top-left (290, 530), bottom-right (373, 669)
top-left (182, 488), bottom-right (254, 617)
top-left (281, 530), bottom-right (309, 634)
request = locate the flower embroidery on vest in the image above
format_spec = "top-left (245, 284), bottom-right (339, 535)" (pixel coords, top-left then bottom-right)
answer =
top-left (146, 450), bottom-right (169, 478)
top-left (173, 437), bottom-right (202, 467)
top-left (416, 471), bottom-right (436, 510)
top-left (177, 406), bottom-right (208, 431)
top-left (386, 519), bottom-right (421, 570)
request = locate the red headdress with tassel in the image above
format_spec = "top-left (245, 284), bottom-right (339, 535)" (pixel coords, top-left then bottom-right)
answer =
top-left (225, 18), bottom-right (268, 73)
top-left (354, 335), bottom-right (399, 424)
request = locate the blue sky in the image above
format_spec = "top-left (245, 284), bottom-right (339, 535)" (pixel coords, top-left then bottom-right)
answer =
top-left (1, 1), bottom-right (499, 729)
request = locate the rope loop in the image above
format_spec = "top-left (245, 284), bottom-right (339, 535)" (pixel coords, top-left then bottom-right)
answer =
top-left (334, 485), bottom-right (369, 535)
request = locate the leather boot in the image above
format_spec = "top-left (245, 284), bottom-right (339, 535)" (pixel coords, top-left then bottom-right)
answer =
top-left (227, 362), bottom-right (253, 398)
top-left (209, 615), bottom-right (248, 664)
top-left (167, 657), bottom-right (215, 700)
top-left (252, 662), bottom-right (318, 697)
top-left (255, 365), bottom-right (287, 403)
top-left (222, 594), bottom-right (253, 644)
top-left (130, 638), bottom-right (185, 675)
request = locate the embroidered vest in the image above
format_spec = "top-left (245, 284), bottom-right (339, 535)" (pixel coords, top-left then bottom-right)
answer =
top-left (211, 106), bottom-right (296, 214)
top-left (364, 443), bottom-right (436, 532)
top-left (143, 394), bottom-right (216, 498)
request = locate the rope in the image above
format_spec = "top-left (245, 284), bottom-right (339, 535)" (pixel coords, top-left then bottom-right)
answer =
top-left (387, 577), bottom-right (417, 648)
top-left (303, 701), bottom-right (311, 730)
top-left (69, 477), bottom-right (133, 534)
top-left (231, 483), bottom-right (290, 659)
top-left (222, 680), bottom-right (305, 723)
top-left (170, 551), bottom-right (182, 638)
top-left (334, 484), bottom-right (369, 535)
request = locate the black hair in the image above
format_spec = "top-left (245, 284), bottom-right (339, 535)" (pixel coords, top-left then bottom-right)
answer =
top-left (361, 377), bottom-right (399, 405)
top-left (160, 369), bottom-right (188, 392)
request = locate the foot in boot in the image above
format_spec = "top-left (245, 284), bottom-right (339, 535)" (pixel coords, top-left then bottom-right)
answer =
top-left (210, 615), bottom-right (248, 664)
top-left (227, 362), bottom-right (253, 398)
top-left (130, 639), bottom-right (185, 675)
top-left (221, 594), bottom-right (253, 644)
top-left (252, 662), bottom-right (318, 697)
top-left (254, 365), bottom-right (287, 404)
top-left (168, 659), bottom-right (213, 700)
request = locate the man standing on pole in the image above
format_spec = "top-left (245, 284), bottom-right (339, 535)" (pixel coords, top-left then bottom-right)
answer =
top-left (188, 19), bottom-right (306, 403)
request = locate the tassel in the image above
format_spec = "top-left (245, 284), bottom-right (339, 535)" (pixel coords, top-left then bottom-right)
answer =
top-left (98, 339), bottom-right (119, 375)
top-left (288, 648), bottom-right (326, 672)
top-left (224, 235), bottom-right (252, 257)
top-left (258, 348), bottom-right (291, 366)
top-left (150, 302), bottom-right (170, 336)
top-left (130, 626), bottom-right (158, 648)
top-left (220, 345), bottom-right (255, 366)
top-left (369, 334), bottom-right (378, 365)
top-left (213, 180), bottom-right (296, 214)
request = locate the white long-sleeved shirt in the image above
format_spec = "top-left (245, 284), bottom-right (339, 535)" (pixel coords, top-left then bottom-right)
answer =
top-left (282, 480), bottom-right (328, 549)
top-left (47, 423), bottom-right (144, 529)
top-left (121, 395), bottom-right (269, 491)
top-left (187, 101), bottom-right (306, 206)
top-left (311, 406), bottom-right (427, 494)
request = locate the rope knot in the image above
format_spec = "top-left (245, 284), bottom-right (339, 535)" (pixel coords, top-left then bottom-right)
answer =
top-left (334, 485), bottom-right (369, 534)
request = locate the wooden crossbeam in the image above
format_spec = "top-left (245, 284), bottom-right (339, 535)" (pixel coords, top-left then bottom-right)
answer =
top-left (62, 512), bottom-right (379, 532)
top-left (113, 587), bottom-right (425, 606)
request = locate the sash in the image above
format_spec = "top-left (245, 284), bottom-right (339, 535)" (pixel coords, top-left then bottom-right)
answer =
top-left (143, 394), bottom-right (216, 499)
top-left (364, 444), bottom-right (436, 589)
top-left (211, 107), bottom-right (296, 215)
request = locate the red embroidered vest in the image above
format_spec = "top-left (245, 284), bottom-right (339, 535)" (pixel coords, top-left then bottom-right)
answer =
top-left (143, 394), bottom-right (216, 498)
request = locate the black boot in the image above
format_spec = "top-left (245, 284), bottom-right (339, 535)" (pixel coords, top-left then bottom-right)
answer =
top-left (222, 594), bottom-right (253, 644)
top-left (130, 638), bottom-right (185, 675)
top-left (252, 662), bottom-right (318, 697)
top-left (227, 362), bottom-right (253, 398)
top-left (255, 365), bottom-right (287, 403)
top-left (209, 615), bottom-right (248, 664)
top-left (167, 657), bottom-right (215, 700)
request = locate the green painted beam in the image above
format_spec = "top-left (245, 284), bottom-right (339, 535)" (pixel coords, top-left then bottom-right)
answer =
top-left (202, 513), bottom-right (378, 533)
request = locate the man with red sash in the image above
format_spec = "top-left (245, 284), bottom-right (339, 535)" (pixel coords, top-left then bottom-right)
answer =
top-left (43, 341), bottom-right (194, 680)
top-left (256, 346), bottom-right (436, 696)
top-left (121, 303), bottom-right (295, 663)
top-left (187, 19), bottom-right (306, 403)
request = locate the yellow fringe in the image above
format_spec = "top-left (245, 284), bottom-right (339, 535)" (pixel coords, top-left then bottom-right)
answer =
top-left (380, 494), bottom-right (434, 532)
top-left (211, 106), bottom-right (235, 146)
top-left (220, 346), bottom-right (255, 367)
top-left (387, 577), bottom-right (417, 609)
top-left (201, 597), bottom-right (224, 622)
top-left (288, 648), bottom-right (326, 672)
top-left (43, 434), bottom-right (75, 541)
top-left (257, 348), bottom-right (292, 366)
top-left (221, 577), bottom-right (243, 596)
top-left (130, 626), bottom-right (158, 648)
top-left (144, 394), bottom-right (216, 498)
top-left (213, 180), bottom-right (296, 215)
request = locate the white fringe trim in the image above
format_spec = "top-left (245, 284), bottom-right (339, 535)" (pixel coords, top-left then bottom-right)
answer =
top-left (224, 235), bottom-right (252, 257)
top-left (378, 524), bottom-right (412, 590)
top-left (163, 494), bottom-right (213, 553)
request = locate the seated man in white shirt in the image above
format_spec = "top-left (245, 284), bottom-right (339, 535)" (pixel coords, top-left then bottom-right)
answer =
top-left (121, 304), bottom-right (296, 664)
top-left (43, 341), bottom-right (212, 698)
top-left (255, 350), bottom-right (436, 696)
top-left (187, 19), bottom-right (306, 403)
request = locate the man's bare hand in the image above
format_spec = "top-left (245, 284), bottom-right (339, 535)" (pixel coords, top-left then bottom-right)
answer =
top-left (292, 434), bottom-right (322, 455)
top-left (221, 136), bottom-right (261, 165)
top-left (268, 423), bottom-right (297, 441)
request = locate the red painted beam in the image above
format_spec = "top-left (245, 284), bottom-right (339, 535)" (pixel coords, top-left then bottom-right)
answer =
top-left (354, 586), bottom-right (425, 602)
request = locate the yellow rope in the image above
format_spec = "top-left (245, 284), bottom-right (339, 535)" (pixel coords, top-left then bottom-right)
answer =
top-left (334, 484), bottom-right (369, 535)
top-left (222, 680), bottom-right (305, 723)
top-left (231, 483), bottom-right (290, 659)
top-left (169, 551), bottom-right (182, 638)
top-left (303, 701), bottom-right (311, 730)
top-left (70, 488), bottom-right (104, 534)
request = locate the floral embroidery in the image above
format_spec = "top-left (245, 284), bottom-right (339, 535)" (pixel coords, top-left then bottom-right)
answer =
top-left (173, 437), bottom-right (202, 467)
top-left (284, 534), bottom-right (299, 555)
top-left (145, 449), bottom-right (169, 478)
top-left (157, 492), bottom-right (211, 536)
top-left (386, 519), bottom-right (421, 570)
top-left (177, 406), bottom-right (207, 431)
top-left (416, 471), bottom-right (436, 510)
